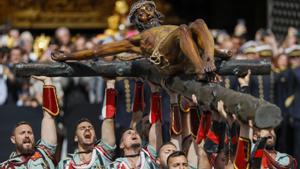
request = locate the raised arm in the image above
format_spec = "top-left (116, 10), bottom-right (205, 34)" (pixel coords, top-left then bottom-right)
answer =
top-left (148, 82), bottom-right (163, 151)
top-left (233, 119), bottom-right (251, 169)
top-left (238, 69), bottom-right (251, 93)
top-left (32, 76), bottom-right (59, 146)
top-left (212, 100), bottom-right (252, 169)
top-left (232, 74), bottom-right (252, 168)
top-left (51, 35), bottom-right (142, 61)
top-left (169, 93), bottom-right (182, 150)
top-left (101, 80), bottom-right (116, 147)
top-left (130, 80), bottom-right (145, 130)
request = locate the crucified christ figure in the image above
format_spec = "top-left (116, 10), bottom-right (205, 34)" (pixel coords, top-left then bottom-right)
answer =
top-left (52, 0), bottom-right (224, 80)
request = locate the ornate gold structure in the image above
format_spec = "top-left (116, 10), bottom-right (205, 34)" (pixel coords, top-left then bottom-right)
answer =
top-left (33, 34), bottom-right (51, 59)
top-left (0, 0), bottom-right (179, 29)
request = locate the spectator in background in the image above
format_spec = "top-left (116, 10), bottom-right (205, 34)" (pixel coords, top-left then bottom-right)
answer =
top-left (19, 31), bottom-right (37, 62)
top-left (4, 46), bottom-right (39, 107)
top-left (233, 19), bottom-right (247, 38)
top-left (9, 29), bottom-right (21, 47)
top-left (0, 48), bottom-right (7, 105)
top-left (219, 35), bottom-right (234, 53)
top-left (0, 47), bottom-right (13, 105)
top-left (71, 35), bottom-right (99, 104)
top-left (231, 35), bottom-right (246, 56)
top-left (6, 47), bottom-right (28, 105)
top-left (0, 47), bottom-right (10, 105)
top-left (215, 31), bottom-right (230, 48)
top-left (232, 19), bottom-right (247, 55)
top-left (271, 53), bottom-right (293, 155)
top-left (0, 29), bottom-right (21, 48)
top-left (0, 64), bottom-right (8, 105)
top-left (273, 53), bottom-right (289, 71)
top-left (8, 46), bottom-right (23, 67)
top-left (54, 30), bottom-right (91, 108)
top-left (55, 27), bottom-right (72, 52)
top-left (73, 35), bottom-right (86, 51)
top-left (257, 29), bottom-right (279, 56)
top-left (239, 41), bottom-right (258, 60)
top-left (284, 45), bottom-right (300, 165)
top-left (280, 27), bottom-right (298, 51)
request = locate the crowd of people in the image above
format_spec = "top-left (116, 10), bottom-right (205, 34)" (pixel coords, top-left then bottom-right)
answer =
top-left (0, 0), bottom-right (300, 168)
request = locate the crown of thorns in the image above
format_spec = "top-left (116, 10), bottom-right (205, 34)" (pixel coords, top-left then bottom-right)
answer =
top-left (128, 0), bottom-right (156, 23)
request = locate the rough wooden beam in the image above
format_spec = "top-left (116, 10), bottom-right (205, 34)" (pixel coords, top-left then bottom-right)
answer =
top-left (14, 59), bottom-right (281, 128)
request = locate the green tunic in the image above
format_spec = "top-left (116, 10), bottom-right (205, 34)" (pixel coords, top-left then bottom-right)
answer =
top-left (57, 140), bottom-right (116, 169)
top-left (109, 144), bottom-right (158, 169)
top-left (0, 140), bottom-right (56, 169)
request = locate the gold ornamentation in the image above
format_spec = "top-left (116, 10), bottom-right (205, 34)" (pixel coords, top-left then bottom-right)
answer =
top-left (0, 0), bottom-right (178, 29)
top-left (115, 0), bottom-right (129, 15)
top-left (269, 71), bottom-right (274, 103)
top-left (33, 34), bottom-right (51, 59)
top-left (224, 77), bottom-right (230, 89)
top-left (124, 79), bottom-right (131, 113)
top-left (258, 75), bottom-right (264, 99)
